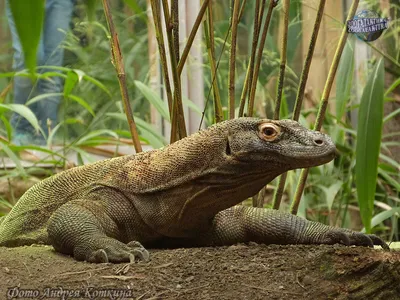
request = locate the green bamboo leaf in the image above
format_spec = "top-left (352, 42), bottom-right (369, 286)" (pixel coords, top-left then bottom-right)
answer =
top-left (317, 181), bottom-right (343, 212)
top-left (355, 58), bottom-right (385, 233)
top-left (123, 0), bottom-right (147, 22)
top-left (85, 0), bottom-right (97, 22)
top-left (384, 77), bottom-right (400, 96)
top-left (0, 141), bottom-right (27, 177)
top-left (25, 92), bottom-right (61, 106)
top-left (362, 208), bottom-right (400, 233)
top-left (134, 117), bottom-right (167, 148)
top-left (336, 39), bottom-right (354, 121)
top-left (383, 108), bottom-right (400, 123)
top-left (75, 129), bottom-right (118, 146)
top-left (134, 81), bottom-right (170, 122)
top-left (0, 116), bottom-right (12, 141)
top-left (106, 112), bottom-right (166, 148)
top-left (68, 95), bottom-right (95, 116)
top-left (0, 104), bottom-right (42, 134)
top-left (64, 71), bottom-right (79, 97)
top-left (83, 74), bottom-right (111, 97)
top-left (9, 0), bottom-right (45, 74)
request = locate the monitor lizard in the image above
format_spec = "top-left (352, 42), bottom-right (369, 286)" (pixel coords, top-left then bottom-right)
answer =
top-left (0, 118), bottom-right (388, 263)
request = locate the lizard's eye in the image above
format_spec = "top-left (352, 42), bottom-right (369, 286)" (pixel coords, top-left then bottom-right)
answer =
top-left (259, 123), bottom-right (280, 141)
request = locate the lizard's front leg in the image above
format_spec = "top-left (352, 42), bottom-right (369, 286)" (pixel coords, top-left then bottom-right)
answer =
top-left (47, 200), bottom-right (149, 263)
top-left (192, 206), bottom-right (389, 249)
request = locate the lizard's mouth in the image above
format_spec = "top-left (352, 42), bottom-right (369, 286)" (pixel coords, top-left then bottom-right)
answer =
top-left (286, 146), bottom-right (337, 169)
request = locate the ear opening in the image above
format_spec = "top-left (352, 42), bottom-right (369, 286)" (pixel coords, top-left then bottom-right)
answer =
top-left (225, 138), bottom-right (232, 156)
top-left (225, 129), bottom-right (233, 156)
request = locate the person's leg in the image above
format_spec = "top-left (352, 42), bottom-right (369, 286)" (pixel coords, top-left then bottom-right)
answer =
top-left (6, 1), bottom-right (44, 144)
top-left (37, 0), bottom-right (74, 137)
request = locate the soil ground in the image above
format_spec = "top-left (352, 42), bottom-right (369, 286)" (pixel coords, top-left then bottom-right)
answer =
top-left (0, 243), bottom-right (399, 300)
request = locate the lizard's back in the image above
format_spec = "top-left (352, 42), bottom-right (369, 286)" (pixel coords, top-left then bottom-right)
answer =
top-left (0, 155), bottom-right (132, 246)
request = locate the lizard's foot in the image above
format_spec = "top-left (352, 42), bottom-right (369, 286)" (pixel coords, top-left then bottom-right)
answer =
top-left (85, 239), bottom-right (150, 263)
top-left (320, 230), bottom-right (389, 250)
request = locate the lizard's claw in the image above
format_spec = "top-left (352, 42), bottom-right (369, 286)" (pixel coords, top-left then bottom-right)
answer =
top-left (320, 230), bottom-right (389, 250)
top-left (87, 240), bottom-right (150, 263)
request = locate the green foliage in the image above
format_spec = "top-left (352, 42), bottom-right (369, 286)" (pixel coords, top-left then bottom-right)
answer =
top-left (355, 59), bottom-right (385, 233)
top-left (9, 0), bottom-right (45, 74)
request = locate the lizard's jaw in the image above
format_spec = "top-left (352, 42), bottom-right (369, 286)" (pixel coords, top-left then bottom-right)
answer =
top-left (286, 145), bottom-right (337, 170)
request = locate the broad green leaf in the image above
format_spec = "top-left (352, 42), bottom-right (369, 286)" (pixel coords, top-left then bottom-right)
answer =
top-left (0, 104), bottom-right (42, 135)
top-left (9, 0), bottom-right (45, 74)
top-left (356, 58), bottom-right (385, 233)
top-left (134, 81), bottom-right (170, 122)
top-left (336, 39), bottom-right (354, 121)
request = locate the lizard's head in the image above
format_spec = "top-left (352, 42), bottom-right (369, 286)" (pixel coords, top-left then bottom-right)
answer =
top-left (224, 118), bottom-right (336, 170)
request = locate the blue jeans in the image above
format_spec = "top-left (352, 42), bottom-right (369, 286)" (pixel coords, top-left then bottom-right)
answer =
top-left (7, 0), bottom-right (74, 143)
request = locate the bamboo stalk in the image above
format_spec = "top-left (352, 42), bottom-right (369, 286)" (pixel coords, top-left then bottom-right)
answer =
top-left (228, 0), bottom-right (241, 119)
top-left (247, 0), bottom-right (276, 117)
top-left (239, 0), bottom-right (262, 117)
top-left (273, 0), bottom-right (290, 120)
top-left (204, 0), bottom-right (223, 123)
top-left (292, 0), bottom-right (326, 121)
top-left (199, 0), bottom-right (247, 128)
top-left (290, 0), bottom-right (360, 215)
top-left (150, 0), bottom-right (173, 115)
top-left (102, 0), bottom-right (142, 153)
top-left (161, 0), bottom-right (187, 142)
top-left (177, 0), bottom-right (210, 76)
top-left (272, 0), bottom-right (326, 210)
top-left (171, 0), bottom-right (180, 63)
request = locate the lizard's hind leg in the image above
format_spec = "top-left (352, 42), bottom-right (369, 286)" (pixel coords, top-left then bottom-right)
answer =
top-left (47, 200), bottom-right (149, 263)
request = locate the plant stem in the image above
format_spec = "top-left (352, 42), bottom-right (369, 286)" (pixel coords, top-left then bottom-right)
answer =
top-left (161, 0), bottom-right (187, 142)
top-left (150, 0), bottom-right (173, 115)
top-left (228, 0), bottom-right (241, 119)
top-left (290, 0), bottom-right (360, 215)
top-left (272, 0), bottom-right (326, 209)
top-left (273, 0), bottom-right (290, 120)
top-left (292, 0), bottom-right (326, 121)
top-left (239, 0), bottom-right (262, 117)
top-left (204, 0), bottom-right (223, 123)
top-left (102, 0), bottom-right (142, 153)
top-left (177, 0), bottom-right (210, 76)
top-left (247, 0), bottom-right (276, 117)
top-left (198, 0), bottom-right (247, 128)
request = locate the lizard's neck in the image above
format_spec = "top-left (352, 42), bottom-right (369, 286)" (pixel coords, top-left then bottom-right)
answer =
top-left (114, 127), bottom-right (287, 238)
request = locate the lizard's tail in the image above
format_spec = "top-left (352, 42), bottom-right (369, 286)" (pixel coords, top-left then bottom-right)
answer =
top-left (0, 215), bottom-right (5, 225)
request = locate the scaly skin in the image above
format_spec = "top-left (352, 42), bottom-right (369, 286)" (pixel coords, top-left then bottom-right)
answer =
top-left (0, 118), bottom-right (388, 263)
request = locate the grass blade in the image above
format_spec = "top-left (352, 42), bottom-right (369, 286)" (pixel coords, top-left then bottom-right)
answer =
top-left (355, 58), bottom-right (385, 233)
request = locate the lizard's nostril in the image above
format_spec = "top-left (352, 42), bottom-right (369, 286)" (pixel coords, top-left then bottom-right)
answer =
top-left (314, 139), bottom-right (324, 146)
